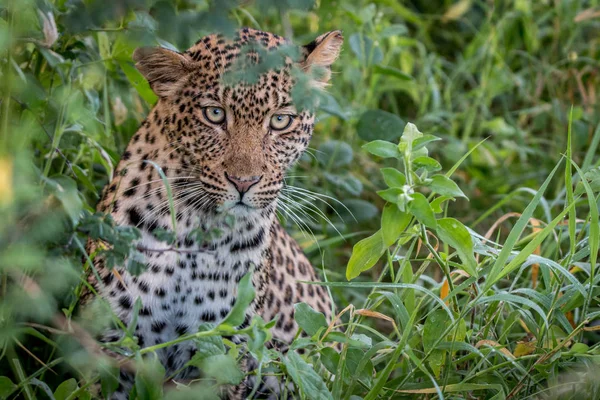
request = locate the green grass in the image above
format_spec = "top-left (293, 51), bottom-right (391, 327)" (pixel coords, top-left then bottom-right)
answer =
top-left (0, 0), bottom-right (599, 399)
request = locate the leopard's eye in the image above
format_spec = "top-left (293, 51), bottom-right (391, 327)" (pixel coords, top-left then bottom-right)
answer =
top-left (203, 107), bottom-right (226, 124)
top-left (270, 114), bottom-right (293, 131)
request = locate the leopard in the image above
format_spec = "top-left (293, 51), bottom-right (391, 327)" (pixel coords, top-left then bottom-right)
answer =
top-left (82, 27), bottom-right (343, 399)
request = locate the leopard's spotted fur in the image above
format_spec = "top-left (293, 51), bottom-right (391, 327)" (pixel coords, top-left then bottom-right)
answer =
top-left (83, 28), bottom-right (343, 398)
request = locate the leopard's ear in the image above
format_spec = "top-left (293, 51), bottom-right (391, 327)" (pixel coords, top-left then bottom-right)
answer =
top-left (301, 30), bottom-right (343, 86)
top-left (133, 47), bottom-right (194, 97)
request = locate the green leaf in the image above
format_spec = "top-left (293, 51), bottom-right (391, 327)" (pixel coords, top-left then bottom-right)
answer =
top-left (348, 33), bottom-right (383, 66)
top-left (398, 122), bottom-right (423, 154)
top-left (409, 193), bottom-right (437, 229)
top-left (47, 176), bottom-right (83, 226)
top-left (345, 348), bottom-right (371, 382)
top-left (316, 140), bottom-right (353, 168)
top-left (284, 352), bottom-right (334, 400)
top-left (199, 354), bottom-right (244, 385)
top-left (413, 135), bottom-right (442, 151)
top-left (72, 164), bottom-right (97, 196)
top-left (574, 166), bottom-right (600, 196)
top-left (429, 175), bottom-right (466, 198)
top-left (323, 172), bottom-right (363, 196)
top-left (430, 196), bottom-right (453, 213)
top-left (97, 32), bottom-right (111, 60)
top-left (346, 230), bottom-right (386, 280)
top-left (99, 362), bottom-right (119, 399)
top-left (189, 325), bottom-right (226, 363)
top-left (362, 140), bottom-right (402, 159)
top-left (135, 357), bottom-right (165, 400)
top-left (221, 272), bottom-right (255, 327)
top-left (54, 378), bottom-right (78, 400)
top-left (382, 203), bottom-right (411, 246)
top-left (377, 187), bottom-right (403, 203)
top-left (373, 65), bottom-right (413, 81)
top-left (436, 218), bottom-right (477, 276)
top-left (320, 347), bottom-right (340, 374)
top-left (0, 377), bottom-right (16, 399)
top-left (294, 303), bottom-right (327, 336)
top-left (319, 93), bottom-right (347, 120)
top-left (357, 110), bottom-right (405, 142)
top-left (423, 311), bottom-right (450, 377)
top-left (119, 60), bottom-right (157, 105)
top-left (380, 24), bottom-right (408, 38)
top-left (342, 199), bottom-right (379, 222)
top-left (381, 168), bottom-right (406, 187)
top-left (413, 156), bottom-right (442, 172)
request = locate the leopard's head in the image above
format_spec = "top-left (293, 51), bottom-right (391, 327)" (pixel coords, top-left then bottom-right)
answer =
top-left (133, 28), bottom-right (343, 217)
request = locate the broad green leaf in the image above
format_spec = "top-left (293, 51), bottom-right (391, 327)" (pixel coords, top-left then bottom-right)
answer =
top-left (423, 311), bottom-right (451, 377)
top-left (342, 199), bottom-right (379, 222)
top-left (409, 193), bottom-right (437, 229)
top-left (189, 325), bottom-right (226, 364)
top-left (373, 65), bottom-right (413, 81)
top-left (413, 156), bottom-right (442, 172)
top-left (357, 110), bottom-right (405, 142)
top-left (346, 230), bottom-right (386, 280)
top-left (436, 218), bottom-right (477, 276)
top-left (284, 352), bottom-right (334, 400)
top-left (345, 348), bottom-right (373, 385)
top-left (199, 354), bottom-right (244, 385)
top-left (316, 140), bottom-right (353, 168)
top-left (294, 303), bottom-right (327, 336)
top-left (319, 93), bottom-right (347, 120)
top-left (381, 168), bottom-right (406, 188)
top-left (429, 175), bottom-right (466, 198)
top-left (0, 377), bottom-right (16, 399)
top-left (320, 347), bottom-right (340, 374)
top-left (382, 203), bottom-right (411, 246)
top-left (54, 378), bottom-right (78, 400)
top-left (377, 187), bottom-right (403, 203)
top-left (413, 135), bottom-right (442, 151)
top-left (362, 140), bottom-right (402, 159)
top-left (221, 272), bottom-right (255, 327)
top-left (323, 172), bottom-right (363, 196)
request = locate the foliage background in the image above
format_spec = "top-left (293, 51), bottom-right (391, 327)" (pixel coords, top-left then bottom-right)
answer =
top-left (0, 0), bottom-right (599, 399)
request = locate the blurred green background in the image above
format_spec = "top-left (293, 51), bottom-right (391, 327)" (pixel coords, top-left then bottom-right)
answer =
top-left (0, 0), bottom-right (599, 398)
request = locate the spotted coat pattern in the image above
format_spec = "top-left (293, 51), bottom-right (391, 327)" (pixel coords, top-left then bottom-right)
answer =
top-left (84, 28), bottom-right (343, 399)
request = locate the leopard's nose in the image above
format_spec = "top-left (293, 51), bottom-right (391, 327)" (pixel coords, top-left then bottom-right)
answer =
top-left (225, 172), bottom-right (262, 194)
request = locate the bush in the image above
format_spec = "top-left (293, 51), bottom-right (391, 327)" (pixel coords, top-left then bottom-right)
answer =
top-left (0, 1), bottom-right (598, 399)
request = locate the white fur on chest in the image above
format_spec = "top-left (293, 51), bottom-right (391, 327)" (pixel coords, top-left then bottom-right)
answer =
top-left (101, 204), bottom-right (272, 375)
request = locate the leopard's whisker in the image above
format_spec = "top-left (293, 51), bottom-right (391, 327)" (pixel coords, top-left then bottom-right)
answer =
top-left (280, 192), bottom-right (344, 239)
top-left (277, 199), bottom-right (319, 247)
top-left (282, 185), bottom-right (356, 222)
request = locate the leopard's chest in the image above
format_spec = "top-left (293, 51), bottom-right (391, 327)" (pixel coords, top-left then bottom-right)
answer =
top-left (100, 228), bottom-right (265, 374)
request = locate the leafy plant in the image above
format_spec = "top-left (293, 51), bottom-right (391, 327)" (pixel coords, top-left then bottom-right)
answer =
top-left (0, 0), bottom-right (599, 399)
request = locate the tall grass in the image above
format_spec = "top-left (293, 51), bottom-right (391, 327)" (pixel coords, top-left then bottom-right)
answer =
top-left (0, 0), bottom-right (598, 399)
